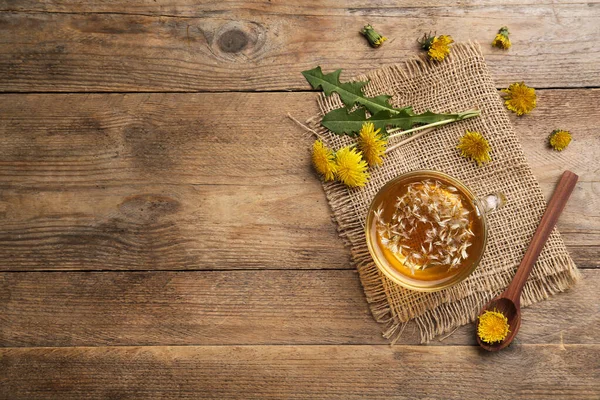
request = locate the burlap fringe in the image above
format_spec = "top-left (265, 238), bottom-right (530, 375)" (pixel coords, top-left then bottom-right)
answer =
top-left (302, 42), bottom-right (580, 344)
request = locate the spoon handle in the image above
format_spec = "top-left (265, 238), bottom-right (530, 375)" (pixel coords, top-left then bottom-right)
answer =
top-left (505, 171), bottom-right (579, 305)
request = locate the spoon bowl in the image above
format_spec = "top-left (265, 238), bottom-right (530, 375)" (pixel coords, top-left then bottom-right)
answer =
top-left (476, 297), bottom-right (521, 351)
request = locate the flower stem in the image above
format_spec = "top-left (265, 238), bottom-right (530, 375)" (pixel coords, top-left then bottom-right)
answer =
top-left (386, 109), bottom-right (480, 139)
top-left (385, 127), bottom-right (435, 154)
top-left (384, 109), bottom-right (480, 154)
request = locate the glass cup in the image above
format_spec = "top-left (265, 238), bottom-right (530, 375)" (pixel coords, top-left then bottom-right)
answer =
top-left (365, 170), bottom-right (505, 292)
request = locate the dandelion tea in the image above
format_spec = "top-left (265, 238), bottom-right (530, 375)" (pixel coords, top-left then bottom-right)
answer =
top-left (368, 172), bottom-right (486, 288)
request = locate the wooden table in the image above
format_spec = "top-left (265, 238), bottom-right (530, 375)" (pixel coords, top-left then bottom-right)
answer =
top-left (0, 1), bottom-right (598, 398)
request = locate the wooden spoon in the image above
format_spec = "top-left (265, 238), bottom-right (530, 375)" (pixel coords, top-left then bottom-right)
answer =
top-left (477, 170), bottom-right (579, 351)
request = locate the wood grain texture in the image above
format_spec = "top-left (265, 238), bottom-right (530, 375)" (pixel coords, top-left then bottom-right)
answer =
top-left (0, 3), bottom-right (599, 92)
top-left (0, 184), bottom-right (350, 271)
top-left (1, 344), bottom-right (598, 399)
top-left (0, 92), bottom-right (317, 187)
top-left (0, 269), bottom-right (597, 347)
top-left (4, 0), bottom-right (600, 15)
top-left (0, 90), bottom-right (597, 270)
top-left (511, 89), bottom-right (600, 184)
top-left (511, 89), bottom-right (600, 266)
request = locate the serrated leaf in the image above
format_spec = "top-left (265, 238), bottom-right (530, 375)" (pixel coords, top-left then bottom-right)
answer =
top-left (321, 107), bottom-right (464, 136)
top-left (302, 66), bottom-right (400, 115)
top-left (320, 107), bottom-right (369, 137)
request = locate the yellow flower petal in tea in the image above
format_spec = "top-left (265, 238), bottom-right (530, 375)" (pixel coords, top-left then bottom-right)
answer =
top-left (457, 131), bottom-right (492, 166)
top-left (312, 139), bottom-right (337, 181)
top-left (502, 82), bottom-right (537, 116)
top-left (357, 122), bottom-right (387, 166)
top-left (428, 35), bottom-right (454, 61)
top-left (492, 27), bottom-right (511, 50)
top-left (335, 146), bottom-right (369, 187)
top-left (549, 129), bottom-right (572, 151)
top-left (478, 310), bottom-right (510, 344)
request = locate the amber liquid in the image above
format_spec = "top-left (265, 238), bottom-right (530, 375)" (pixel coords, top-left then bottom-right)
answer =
top-left (368, 172), bottom-right (486, 289)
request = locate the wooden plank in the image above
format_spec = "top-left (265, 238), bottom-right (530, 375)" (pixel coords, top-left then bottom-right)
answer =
top-left (1, 344), bottom-right (598, 399)
top-left (0, 269), bottom-right (597, 347)
top-left (0, 92), bottom-right (318, 187)
top-left (0, 90), bottom-right (596, 187)
top-left (0, 5), bottom-right (599, 92)
top-left (4, 0), bottom-right (600, 15)
top-left (0, 90), bottom-right (597, 270)
top-left (0, 184), bottom-right (350, 271)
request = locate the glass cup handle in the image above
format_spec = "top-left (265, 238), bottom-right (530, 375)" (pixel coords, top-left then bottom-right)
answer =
top-left (479, 192), bottom-right (507, 214)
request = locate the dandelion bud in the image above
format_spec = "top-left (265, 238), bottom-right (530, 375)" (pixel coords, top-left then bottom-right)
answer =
top-left (360, 24), bottom-right (387, 48)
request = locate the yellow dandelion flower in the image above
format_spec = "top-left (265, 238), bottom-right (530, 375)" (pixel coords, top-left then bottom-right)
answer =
top-left (457, 131), bottom-right (492, 166)
top-left (311, 139), bottom-right (337, 181)
top-left (478, 310), bottom-right (510, 344)
top-left (357, 122), bottom-right (388, 166)
top-left (548, 129), bottom-right (572, 151)
top-left (502, 82), bottom-right (536, 116)
top-left (429, 35), bottom-right (454, 61)
top-left (335, 146), bottom-right (369, 187)
top-left (492, 27), bottom-right (511, 50)
top-left (419, 33), bottom-right (454, 61)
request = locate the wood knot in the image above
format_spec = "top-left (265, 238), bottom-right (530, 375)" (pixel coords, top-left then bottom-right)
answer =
top-left (217, 29), bottom-right (249, 53)
top-left (208, 21), bottom-right (267, 61)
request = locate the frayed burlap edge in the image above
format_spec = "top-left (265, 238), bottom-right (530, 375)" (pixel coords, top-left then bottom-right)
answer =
top-left (304, 42), bottom-right (579, 344)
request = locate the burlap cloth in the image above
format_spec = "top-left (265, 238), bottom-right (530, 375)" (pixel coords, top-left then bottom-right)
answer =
top-left (306, 42), bottom-right (579, 343)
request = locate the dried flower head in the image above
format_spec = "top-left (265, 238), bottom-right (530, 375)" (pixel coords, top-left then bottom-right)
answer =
top-left (548, 129), bottom-right (572, 152)
top-left (360, 24), bottom-right (387, 48)
top-left (492, 27), bottom-right (511, 50)
top-left (502, 82), bottom-right (537, 116)
top-left (312, 139), bottom-right (337, 181)
top-left (457, 131), bottom-right (492, 166)
top-left (419, 33), bottom-right (454, 61)
top-left (335, 146), bottom-right (370, 187)
top-left (357, 122), bottom-right (388, 166)
top-left (374, 180), bottom-right (474, 274)
top-left (478, 310), bottom-right (510, 344)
